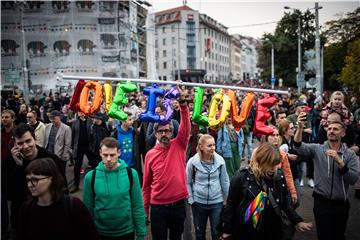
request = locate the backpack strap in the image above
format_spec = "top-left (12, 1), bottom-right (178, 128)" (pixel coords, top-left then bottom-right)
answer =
top-left (192, 164), bottom-right (197, 184)
top-left (91, 169), bottom-right (97, 197)
top-left (126, 167), bottom-right (133, 196)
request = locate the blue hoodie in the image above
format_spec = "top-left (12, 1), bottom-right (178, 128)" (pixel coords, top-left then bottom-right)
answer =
top-left (116, 124), bottom-right (134, 167)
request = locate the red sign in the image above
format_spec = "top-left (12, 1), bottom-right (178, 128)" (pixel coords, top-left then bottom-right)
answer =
top-left (187, 14), bottom-right (194, 20)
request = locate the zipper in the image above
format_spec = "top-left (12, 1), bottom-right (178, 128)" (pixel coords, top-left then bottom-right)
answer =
top-left (207, 172), bottom-right (210, 205)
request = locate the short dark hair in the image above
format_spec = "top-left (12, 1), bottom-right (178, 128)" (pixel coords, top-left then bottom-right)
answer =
top-left (156, 103), bottom-right (167, 112)
top-left (25, 158), bottom-right (65, 203)
top-left (100, 137), bottom-right (119, 149)
top-left (13, 123), bottom-right (36, 139)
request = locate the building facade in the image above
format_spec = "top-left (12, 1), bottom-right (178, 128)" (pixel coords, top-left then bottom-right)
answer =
top-left (230, 36), bottom-right (242, 81)
top-left (154, 5), bottom-right (231, 83)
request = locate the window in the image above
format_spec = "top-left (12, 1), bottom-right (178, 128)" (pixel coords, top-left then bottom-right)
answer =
top-left (172, 37), bottom-right (176, 44)
top-left (173, 60), bottom-right (176, 68)
top-left (163, 38), bottom-right (166, 46)
top-left (171, 24), bottom-right (175, 32)
top-left (162, 27), bottom-right (166, 33)
top-left (163, 50), bottom-right (167, 57)
top-left (163, 62), bottom-right (167, 69)
top-left (172, 49), bottom-right (176, 56)
top-left (155, 40), bottom-right (158, 48)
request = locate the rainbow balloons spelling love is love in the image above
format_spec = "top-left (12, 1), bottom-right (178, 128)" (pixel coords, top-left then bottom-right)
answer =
top-left (69, 80), bottom-right (278, 135)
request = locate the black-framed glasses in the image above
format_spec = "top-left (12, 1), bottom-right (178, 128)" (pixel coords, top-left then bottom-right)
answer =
top-left (156, 129), bottom-right (171, 134)
top-left (26, 176), bottom-right (51, 187)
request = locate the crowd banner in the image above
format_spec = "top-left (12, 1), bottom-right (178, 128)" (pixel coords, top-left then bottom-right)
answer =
top-left (58, 73), bottom-right (289, 95)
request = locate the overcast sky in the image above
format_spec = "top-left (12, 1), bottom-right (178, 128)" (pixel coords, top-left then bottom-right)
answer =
top-left (149, 0), bottom-right (360, 39)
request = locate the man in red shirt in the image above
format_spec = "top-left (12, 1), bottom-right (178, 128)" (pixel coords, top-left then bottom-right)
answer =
top-left (142, 84), bottom-right (190, 240)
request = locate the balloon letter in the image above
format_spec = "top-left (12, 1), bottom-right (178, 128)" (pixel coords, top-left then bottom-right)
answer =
top-left (192, 87), bottom-right (209, 127)
top-left (69, 80), bottom-right (86, 112)
top-left (228, 90), bottom-right (255, 131)
top-left (139, 84), bottom-right (165, 122)
top-left (103, 82), bottom-right (113, 114)
top-left (208, 90), bottom-right (231, 130)
top-left (253, 96), bottom-right (278, 136)
top-left (108, 82), bottom-right (138, 121)
top-left (79, 81), bottom-right (103, 115)
top-left (160, 86), bottom-right (180, 124)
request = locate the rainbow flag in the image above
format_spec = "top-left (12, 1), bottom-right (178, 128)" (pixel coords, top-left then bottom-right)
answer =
top-left (244, 191), bottom-right (267, 228)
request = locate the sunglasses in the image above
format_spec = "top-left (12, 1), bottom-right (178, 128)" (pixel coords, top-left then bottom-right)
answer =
top-left (26, 176), bottom-right (51, 187)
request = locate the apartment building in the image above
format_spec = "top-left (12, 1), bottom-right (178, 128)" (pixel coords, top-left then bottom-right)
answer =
top-left (154, 5), bottom-right (231, 83)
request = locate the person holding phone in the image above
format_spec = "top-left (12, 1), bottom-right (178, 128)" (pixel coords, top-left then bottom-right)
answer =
top-left (294, 111), bottom-right (359, 240)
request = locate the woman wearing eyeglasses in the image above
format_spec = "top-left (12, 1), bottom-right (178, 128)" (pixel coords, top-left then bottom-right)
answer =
top-left (186, 134), bottom-right (230, 240)
top-left (261, 126), bottom-right (298, 207)
top-left (18, 158), bottom-right (99, 240)
top-left (279, 119), bottom-right (302, 208)
top-left (218, 143), bottom-right (312, 240)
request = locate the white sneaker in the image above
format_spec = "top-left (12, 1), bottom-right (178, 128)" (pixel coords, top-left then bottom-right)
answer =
top-left (300, 179), bottom-right (304, 187)
top-left (308, 179), bottom-right (314, 188)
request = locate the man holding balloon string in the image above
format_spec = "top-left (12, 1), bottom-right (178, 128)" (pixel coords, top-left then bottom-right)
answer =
top-left (142, 82), bottom-right (191, 240)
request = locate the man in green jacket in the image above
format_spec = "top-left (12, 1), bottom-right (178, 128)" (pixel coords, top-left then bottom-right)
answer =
top-left (83, 137), bottom-right (146, 239)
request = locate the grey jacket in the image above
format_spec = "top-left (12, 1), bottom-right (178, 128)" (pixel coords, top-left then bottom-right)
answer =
top-left (186, 152), bottom-right (230, 205)
top-left (44, 122), bottom-right (72, 161)
top-left (294, 141), bottom-right (358, 201)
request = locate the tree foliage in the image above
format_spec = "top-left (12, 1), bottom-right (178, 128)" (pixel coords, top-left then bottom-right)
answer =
top-left (257, 10), bottom-right (315, 87)
top-left (323, 7), bottom-right (360, 92)
top-left (339, 39), bottom-right (360, 94)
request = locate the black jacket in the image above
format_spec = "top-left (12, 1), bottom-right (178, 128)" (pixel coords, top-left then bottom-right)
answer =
top-left (219, 168), bottom-right (303, 240)
top-left (2, 146), bottom-right (64, 202)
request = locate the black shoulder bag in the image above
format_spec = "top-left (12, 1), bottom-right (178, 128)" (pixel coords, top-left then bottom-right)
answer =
top-left (262, 181), bottom-right (295, 240)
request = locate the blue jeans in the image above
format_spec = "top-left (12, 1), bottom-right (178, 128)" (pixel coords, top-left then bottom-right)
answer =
top-left (191, 202), bottom-right (223, 240)
top-left (150, 199), bottom-right (186, 240)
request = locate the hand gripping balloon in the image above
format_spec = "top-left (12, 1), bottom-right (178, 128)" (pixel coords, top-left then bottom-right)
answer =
top-left (139, 84), bottom-right (165, 122)
top-left (108, 82), bottom-right (137, 121)
top-left (191, 87), bottom-right (209, 127)
top-left (227, 90), bottom-right (255, 131)
top-left (160, 86), bottom-right (180, 124)
top-left (69, 80), bottom-right (86, 112)
top-left (79, 81), bottom-right (103, 115)
top-left (208, 90), bottom-right (231, 131)
top-left (253, 96), bottom-right (278, 136)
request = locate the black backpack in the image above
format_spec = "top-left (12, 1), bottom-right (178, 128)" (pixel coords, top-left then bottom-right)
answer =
top-left (91, 167), bottom-right (133, 197)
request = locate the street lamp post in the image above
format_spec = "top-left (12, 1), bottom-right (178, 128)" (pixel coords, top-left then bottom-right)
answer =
top-left (19, 3), bottom-right (29, 103)
top-left (263, 40), bottom-right (275, 89)
top-left (315, 2), bottom-right (322, 93)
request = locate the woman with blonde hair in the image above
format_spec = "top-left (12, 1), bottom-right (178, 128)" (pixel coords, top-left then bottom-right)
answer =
top-left (186, 134), bottom-right (230, 240)
top-left (218, 143), bottom-right (312, 240)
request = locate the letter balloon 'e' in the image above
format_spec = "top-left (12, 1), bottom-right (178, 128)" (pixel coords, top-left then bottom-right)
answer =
top-left (253, 96), bottom-right (277, 136)
top-left (108, 82), bottom-right (137, 121)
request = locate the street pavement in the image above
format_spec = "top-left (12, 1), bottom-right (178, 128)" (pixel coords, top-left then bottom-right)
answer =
top-left (66, 158), bottom-right (360, 240)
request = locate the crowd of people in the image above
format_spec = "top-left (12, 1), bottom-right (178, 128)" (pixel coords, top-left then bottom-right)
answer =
top-left (1, 84), bottom-right (360, 240)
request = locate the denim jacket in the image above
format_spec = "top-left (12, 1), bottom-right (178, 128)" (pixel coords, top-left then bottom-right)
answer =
top-left (216, 126), bottom-right (244, 158)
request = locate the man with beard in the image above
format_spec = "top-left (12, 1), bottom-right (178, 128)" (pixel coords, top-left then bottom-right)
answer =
top-left (294, 112), bottom-right (358, 240)
top-left (2, 123), bottom-right (65, 234)
top-left (142, 83), bottom-right (190, 240)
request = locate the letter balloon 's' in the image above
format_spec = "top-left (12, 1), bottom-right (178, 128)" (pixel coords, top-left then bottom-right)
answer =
top-left (79, 81), bottom-right (103, 115)
top-left (208, 90), bottom-right (231, 130)
top-left (103, 82), bottom-right (113, 114)
top-left (69, 80), bottom-right (86, 113)
top-left (160, 86), bottom-right (180, 124)
top-left (192, 87), bottom-right (209, 127)
top-left (253, 95), bottom-right (278, 136)
top-left (108, 82), bottom-right (137, 121)
top-left (227, 90), bottom-right (255, 131)
top-left (139, 84), bottom-right (165, 122)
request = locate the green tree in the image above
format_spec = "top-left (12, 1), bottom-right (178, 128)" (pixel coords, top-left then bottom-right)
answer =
top-left (322, 7), bottom-right (360, 91)
top-left (339, 39), bottom-right (360, 95)
top-left (257, 10), bottom-right (316, 87)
